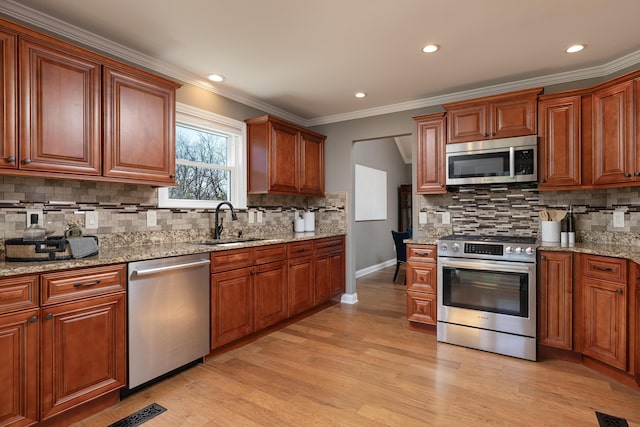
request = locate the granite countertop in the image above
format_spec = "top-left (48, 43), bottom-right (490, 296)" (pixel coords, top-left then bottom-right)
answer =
top-left (406, 236), bottom-right (640, 265)
top-left (0, 231), bottom-right (345, 278)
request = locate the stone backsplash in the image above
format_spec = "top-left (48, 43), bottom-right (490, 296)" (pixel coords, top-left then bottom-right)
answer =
top-left (418, 184), bottom-right (640, 245)
top-left (0, 176), bottom-right (346, 253)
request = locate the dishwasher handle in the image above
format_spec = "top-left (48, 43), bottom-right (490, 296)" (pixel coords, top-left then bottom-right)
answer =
top-left (131, 259), bottom-right (211, 277)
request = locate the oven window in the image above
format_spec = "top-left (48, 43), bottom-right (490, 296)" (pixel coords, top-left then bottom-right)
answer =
top-left (448, 151), bottom-right (509, 179)
top-left (442, 267), bottom-right (528, 317)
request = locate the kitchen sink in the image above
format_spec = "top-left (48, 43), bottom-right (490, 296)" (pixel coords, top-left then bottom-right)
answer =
top-left (201, 238), bottom-right (266, 247)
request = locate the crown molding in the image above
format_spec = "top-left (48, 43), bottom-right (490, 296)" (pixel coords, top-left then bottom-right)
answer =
top-left (2, 0), bottom-right (640, 128)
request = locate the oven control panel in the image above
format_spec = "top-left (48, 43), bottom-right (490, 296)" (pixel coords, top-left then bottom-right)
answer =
top-left (437, 239), bottom-right (536, 262)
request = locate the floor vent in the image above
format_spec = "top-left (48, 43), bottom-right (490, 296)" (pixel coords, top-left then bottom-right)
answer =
top-left (108, 403), bottom-right (167, 427)
top-left (596, 411), bottom-right (629, 427)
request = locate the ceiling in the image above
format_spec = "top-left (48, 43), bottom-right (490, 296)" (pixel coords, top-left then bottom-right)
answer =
top-left (2, 0), bottom-right (640, 128)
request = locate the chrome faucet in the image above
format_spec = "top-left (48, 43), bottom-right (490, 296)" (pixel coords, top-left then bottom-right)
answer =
top-left (213, 201), bottom-right (237, 239)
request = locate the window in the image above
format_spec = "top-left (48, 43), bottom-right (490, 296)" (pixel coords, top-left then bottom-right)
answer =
top-left (158, 103), bottom-right (246, 208)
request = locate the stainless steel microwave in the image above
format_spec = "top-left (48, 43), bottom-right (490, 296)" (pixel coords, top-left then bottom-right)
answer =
top-left (445, 135), bottom-right (537, 186)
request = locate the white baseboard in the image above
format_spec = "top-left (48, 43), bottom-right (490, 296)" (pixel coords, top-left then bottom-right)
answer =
top-left (340, 292), bottom-right (358, 304)
top-left (355, 259), bottom-right (396, 278)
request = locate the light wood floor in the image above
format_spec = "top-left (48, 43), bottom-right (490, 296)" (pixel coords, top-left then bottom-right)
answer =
top-left (73, 266), bottom-right (640, 426)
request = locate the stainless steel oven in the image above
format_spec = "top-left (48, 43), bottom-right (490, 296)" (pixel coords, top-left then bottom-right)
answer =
top-left (437, 235), bottom-right (537, 361)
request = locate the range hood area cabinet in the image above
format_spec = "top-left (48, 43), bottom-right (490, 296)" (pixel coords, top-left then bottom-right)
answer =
top-left (0, 18), bottom-right (180, 186)
top-left (246, 115), bottom-right (325, 196)
top-left (443, 87), bottom-right (542, 144)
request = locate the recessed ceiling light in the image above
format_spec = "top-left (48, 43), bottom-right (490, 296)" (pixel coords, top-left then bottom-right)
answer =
top-left (208, 74), bottom-right (225, 82)
top-left (565, 44), bottom-right (585, 54)
top-left (355, 92), bottom-right (367, 98)
top-left (422, 44), bottom-right (439, 53)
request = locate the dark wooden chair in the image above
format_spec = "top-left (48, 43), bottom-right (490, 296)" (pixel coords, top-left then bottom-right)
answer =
top-left (391, 230), bottom-right (411, 283)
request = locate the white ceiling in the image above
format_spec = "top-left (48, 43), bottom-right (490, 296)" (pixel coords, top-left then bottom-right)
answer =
top-left (2, 0), bottom-right (640, 128)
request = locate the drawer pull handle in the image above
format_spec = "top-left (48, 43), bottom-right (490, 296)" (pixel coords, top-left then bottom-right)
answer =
top-left (73, 280), bottom-right (101, 288)
top-left (45, 313), bottom-right (53, 320)
top-left (616, 288), bottom-right (623, 294)
top-left (414, 251), bottom-right (431, 256)
top-left (592, 265), bottom-right (613, 272)
top-left (28, 315), bottom-right (38, 323)
top-left (297, 248), bottom-right (306, 252)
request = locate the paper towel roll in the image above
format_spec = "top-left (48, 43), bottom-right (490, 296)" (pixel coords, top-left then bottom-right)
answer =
top-left (303, 211), bottom-right (315, 232)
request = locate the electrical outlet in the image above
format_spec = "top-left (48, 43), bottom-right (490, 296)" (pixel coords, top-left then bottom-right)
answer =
top-left (419, 212), bottom-right (428, 224)
top-left (147, 210), bottom-right (157, 227)
top-left (26, 210), bottom-right (44, 227)
top-left (442, 212), bottom-right (451, 225)
top-left (256, 211), bottom-right (263, 223)
top-left (613, 211), bottom-right (625, 228)
top-left (248, 210), bottom-right (255, 224)
top-left (85, 211), bottom-right (99, 229)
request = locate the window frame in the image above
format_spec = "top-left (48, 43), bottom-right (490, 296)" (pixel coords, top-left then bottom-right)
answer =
top-left (158, 103), bottom-right (247, 209)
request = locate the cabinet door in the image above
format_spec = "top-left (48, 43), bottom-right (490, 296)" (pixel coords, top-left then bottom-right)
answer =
top-left (314, 255), bottom-right (331, 305)
top-left (299, 131), bottom-right (325, 195)
top-left (254, 261), bottom-right (287, 330)
top-left (538, 252), bottom-right (573, 350)
top-left (103, 66), bottom-right (176, 184)
top-left (211, 267), bottom-right (254, 348)
top-left (0, 28), bottom-right (16, 170)
top-left (288, 256), bottom-right (314, 317)
top-left (582, 278), bottom-right (627, 370)
top-left (19, 37), bottom-right (101, 175)
top-left (415, 113), bottom-right (446, 194)
top-left (0, 309), bottom-right (38, 427)
top-left (40, 293), bottom-right (126, 420)
top-left (329, 250), bottom-right (345, 298)
top-left (446, 103), bottom-right (488, 143)
top-left (269, 121), bottom-right (299, 193)
top-left (538, 96), bottom-right (582, 188)
top-left (592, 80), bottom-right (634, 185)
top-left (491, 95), bottom-right (537, 139)
top-left (407, 290), bottom-right (437, 325)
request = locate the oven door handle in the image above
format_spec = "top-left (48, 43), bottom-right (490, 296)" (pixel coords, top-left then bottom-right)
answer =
top-left (439, 257), bottom-right (533, 275)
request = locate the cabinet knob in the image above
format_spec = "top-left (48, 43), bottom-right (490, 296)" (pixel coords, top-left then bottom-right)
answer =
top-left (440, 184), bottom-right (445, 187)
top-left (540, 255), bottom-right (546, 260)
top-left (169, 174), bottom-right (175, 178)
top-left (23, 158), bottom-right (31, 165)
top-left (6, 156), bottom-right (15, 163)
top-left (28, 315), bottom-right (38, 323)
top-left (45, 313), bottom-right (53, 320)
top-left (539, 179), bottom-right (546, 183)
top-left (635, 172), bottom-right (640, 177)
top-left (616, 288), bottom-right (623, 294)
top-left (624, 173), bottom-right (631, 177)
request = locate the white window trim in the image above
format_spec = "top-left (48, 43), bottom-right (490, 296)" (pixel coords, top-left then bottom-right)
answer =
top-left (158, 103), bottom-right (247, 209)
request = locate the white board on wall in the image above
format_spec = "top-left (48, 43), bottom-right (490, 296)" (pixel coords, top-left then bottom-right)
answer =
top-left (355, 164), bottom-right (387, 221)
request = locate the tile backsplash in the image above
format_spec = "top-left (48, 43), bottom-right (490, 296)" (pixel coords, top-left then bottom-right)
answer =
top-left (418, 184), bottom-right (640, 245)
top-left (0, 176), bottom-right (346, 252)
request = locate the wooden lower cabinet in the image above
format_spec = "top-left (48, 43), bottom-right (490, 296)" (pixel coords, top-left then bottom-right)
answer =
top-left (329, 250), bottom-right (345, 298)
top-left (406, 244), bottom-right (437, 326)
top-left (40, 293), bottom-right (126, 420)
top-left (0, 309), bottom-right (38, 427)
top-left (538, 251), bottom-right (573, 350)
top-left (254, 261), bottom-right (287, 330)
top-left (211, 267), bottom-right (254, 348)
top-left (288, 256), bottom-right (314, 317)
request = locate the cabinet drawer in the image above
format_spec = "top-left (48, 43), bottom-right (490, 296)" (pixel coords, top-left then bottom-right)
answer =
top-left (254, 244), bottom-right (286, 265)
top-left (41, 264), bottom-right (126, 306)
top-left (211, 248), bottom-right (254, 273)
top-left (407, 263), bottom-right (437, 293)
top-left (314, 237), bottom-right (344, 256)
top-left (407, 291), bottom-right (437, 325)
top-left (288, 241), bottom-right (314, 259)
top-left (582, 255), bottom-right (626, 283)
top-left (407, 245), bottom-right (437, 263)
top-left (0, 275), bottom-right (39, 315)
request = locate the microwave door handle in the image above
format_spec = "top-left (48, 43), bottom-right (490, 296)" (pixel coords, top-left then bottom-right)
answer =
top-left (509, 147), bottom-right (515, 178)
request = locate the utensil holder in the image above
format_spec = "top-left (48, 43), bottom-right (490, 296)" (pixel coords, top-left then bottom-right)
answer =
top-left (541, 221), bottom-right (561, 243)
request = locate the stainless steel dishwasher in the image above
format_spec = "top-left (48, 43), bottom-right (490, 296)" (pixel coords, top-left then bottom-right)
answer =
top-left (127, 253), bottom-right (210, 390)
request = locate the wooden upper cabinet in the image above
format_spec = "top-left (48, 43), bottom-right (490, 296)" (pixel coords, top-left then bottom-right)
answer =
top-left (0, 28), bottom-right (16, 170)
top-left (592, 80), bottom-right (634, 185)
top-left (299, 131), bottom-right (325, 195)
top-left (19, 36), bottom-right (102, 175)
top-left (444, 88), bottom-right (541, 143)
top-left (538, 95), bottom-right (582, 188)
top-left (103, 65), bottom-right (177, 185)
top-left (413, 112), bottom-right (446, 194)
top-left (246, 115), bottom-right (325, 196)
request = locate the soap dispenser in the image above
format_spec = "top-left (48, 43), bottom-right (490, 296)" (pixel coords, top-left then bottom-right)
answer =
top-left (23, 213), bottom-right (46, 241)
